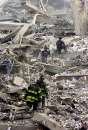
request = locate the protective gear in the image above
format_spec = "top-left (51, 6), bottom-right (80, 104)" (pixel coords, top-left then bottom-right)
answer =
top-left (24, 75), bottom-right (48, 110)
top-left (36, 75), bottom-right (48, 108)
top-left (24, 83), bottom-right (43, 111)
top-left (41, 46), bottom-right (50, 63)
top-left (56, 37), bottom-right (66, 54)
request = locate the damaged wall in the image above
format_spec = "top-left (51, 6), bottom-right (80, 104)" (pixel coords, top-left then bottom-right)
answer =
top-left (71, 0), bottom-right (88, 36)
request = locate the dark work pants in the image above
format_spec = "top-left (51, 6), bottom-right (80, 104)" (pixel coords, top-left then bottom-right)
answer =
top-left (33, 102), bottom-right (39, 111)
top-left (41, 57), bottom-right (47, 63)
top-left (42, 96), bottom-right (45, 108)
top-left (27, 102), bottom-right (32, 109)
top-left (27, 101), bottom-right (38, 111)
top-left (57, 49), bottom-right (61, 54)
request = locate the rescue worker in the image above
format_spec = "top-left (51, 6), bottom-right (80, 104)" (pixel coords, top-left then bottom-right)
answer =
top-left (23, 75), bottom-right (48, 111)
top-left (49, 43), bottom-right (56, 63)
top-left (40, 45), bottom-right (50, 63)
top-left (24, 83), bottom-right (41, 111)
top-left (56, 37), bottom-right (66, 54)
top-left (36, 75), bottom-right (48, 108)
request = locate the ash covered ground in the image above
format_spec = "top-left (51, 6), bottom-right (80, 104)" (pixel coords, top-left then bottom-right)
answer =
top-left (0, 1), bottom-right (87, 130)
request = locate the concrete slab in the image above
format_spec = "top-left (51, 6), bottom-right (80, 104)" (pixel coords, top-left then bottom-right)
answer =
top-left (33, 113), bottom-right (65, 130)
top-left (0, 125), bottom-right (36, 130)
top-left (0, 22), bottom-right (28, 31)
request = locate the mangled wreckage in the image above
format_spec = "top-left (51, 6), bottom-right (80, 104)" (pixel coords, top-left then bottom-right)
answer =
top-left (0, 0), bottom-right (88, 130)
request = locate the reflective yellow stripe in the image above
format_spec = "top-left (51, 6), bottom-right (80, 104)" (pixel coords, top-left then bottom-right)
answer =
top-left (26, 96), bottom-right (39, 102)
top-left (27, 96), bottom-right (31, 99)
top-left (28, 90), bottom-right (37, 94)
top-left (25, 98), bottom-right (34, 102)
top-left (38, 90), bottom-right (42, 93)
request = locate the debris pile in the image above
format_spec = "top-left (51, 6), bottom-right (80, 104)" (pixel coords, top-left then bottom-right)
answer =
top-left (0, 0), bottom-right (88, 130)
top-left (47, 76), bottom-right (88, 129)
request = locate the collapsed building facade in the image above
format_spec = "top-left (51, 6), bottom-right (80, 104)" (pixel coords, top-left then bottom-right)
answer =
top-left (71, 0), bottom-right (88, 36)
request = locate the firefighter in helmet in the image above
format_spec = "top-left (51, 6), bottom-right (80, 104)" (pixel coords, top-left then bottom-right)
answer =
top-left (23, 75), bottom-right (48, 111)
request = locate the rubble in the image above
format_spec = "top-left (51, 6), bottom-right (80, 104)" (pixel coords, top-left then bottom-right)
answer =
top-left (0, 0), bottom-right (88, 130)
top-left (33, 113), bottom-right (65, 130)
top-left (0, 25), bottom-right (87, 130)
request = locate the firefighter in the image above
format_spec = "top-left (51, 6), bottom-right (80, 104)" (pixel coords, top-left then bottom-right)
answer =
top-left (23, 83), bottom-right (41, 111)
top-left (36, 75), bottom-right (48, 108)
top-left (56, 37), bottom-right (66, 54)
top-left (23, 83), bottom-right (42, 111)
top-left (40, 45), bottom-right (50, 63)
top-left (23, 75), bottom-right (48, 111)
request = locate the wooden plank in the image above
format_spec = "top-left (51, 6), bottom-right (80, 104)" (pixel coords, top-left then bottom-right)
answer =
top-left (14, 24), bottom-right (32, 43)
top-left (0, 22), bottom-right (26, 31)
top-left (56, 74), bottom-right (88, 78)
top-left (26, 0), bottom-right (47, 15)
top-left (35, 62), bottom-right (65, 74)
top-left (55, 74), bottom-right (88, 80)
top-left (0, 43), bottom-right (33, 49)
top-left (0, 123), bottom-right (36, 130)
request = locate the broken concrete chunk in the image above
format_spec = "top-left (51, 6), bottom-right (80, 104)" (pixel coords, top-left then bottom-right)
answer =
top-left (33, 113), bottom-right (65, 130)
top-left (13, 76), bottom-right (28, 88)
top-left (56, 82), bottom-right (63, 90)
top-left (0, 92), bottom-right (10, 103)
